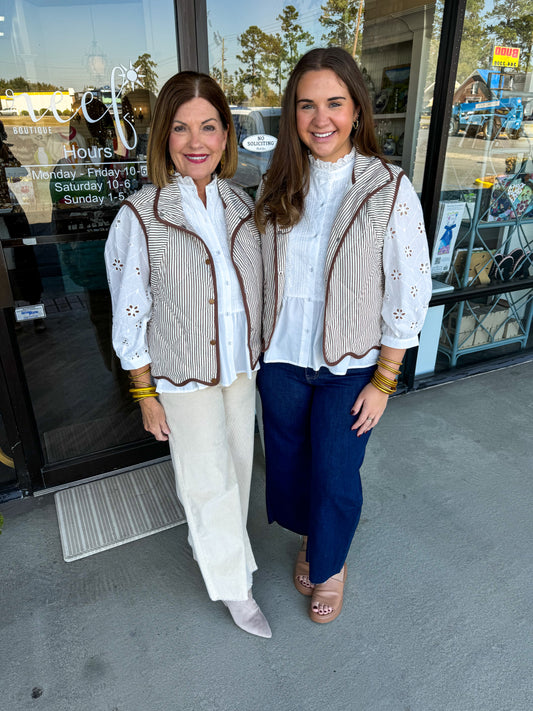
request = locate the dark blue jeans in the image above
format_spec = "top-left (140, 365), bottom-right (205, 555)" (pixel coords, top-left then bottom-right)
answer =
top-left (257, 360), bottom-right (374, 584)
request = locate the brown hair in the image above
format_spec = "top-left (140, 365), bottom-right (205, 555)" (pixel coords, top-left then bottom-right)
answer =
top-left (147, 71), bottom-right (237, 187)
top-left (255, 47), bottom-right (381, 232)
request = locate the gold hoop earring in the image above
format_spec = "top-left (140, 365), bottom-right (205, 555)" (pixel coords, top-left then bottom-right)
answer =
top-left (352, 118), bottom-right (360, 131)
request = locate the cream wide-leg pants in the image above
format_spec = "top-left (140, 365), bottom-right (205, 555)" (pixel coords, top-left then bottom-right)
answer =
top-left (160, 372), bottom-right (258, 602)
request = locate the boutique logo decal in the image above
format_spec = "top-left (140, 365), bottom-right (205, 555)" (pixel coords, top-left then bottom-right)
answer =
top-left (5, 60), bottom-right (145, 157)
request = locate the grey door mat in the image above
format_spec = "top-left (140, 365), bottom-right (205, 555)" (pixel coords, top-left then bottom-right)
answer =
top-left (54, 460), bottom-right (186, 562)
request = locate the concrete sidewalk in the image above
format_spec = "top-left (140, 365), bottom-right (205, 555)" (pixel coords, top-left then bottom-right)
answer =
top-left (1, 363), bottom-right (532, 711)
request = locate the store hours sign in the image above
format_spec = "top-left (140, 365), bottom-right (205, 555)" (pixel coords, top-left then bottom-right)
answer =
top-left (1, 61), bottom-right (149, 230)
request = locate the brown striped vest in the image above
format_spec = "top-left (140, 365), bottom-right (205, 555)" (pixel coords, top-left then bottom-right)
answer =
top-left (124, 176), bottom-right (262, 386)
top-left (262, 153), bottom-right (404, 363)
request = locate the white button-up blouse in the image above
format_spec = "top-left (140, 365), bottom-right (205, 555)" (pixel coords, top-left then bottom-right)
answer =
top-left (264, 149), bottom-right (432, 372)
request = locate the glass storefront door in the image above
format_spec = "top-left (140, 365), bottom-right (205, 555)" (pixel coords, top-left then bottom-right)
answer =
top-left (0, 0), bottom-right (179, 487)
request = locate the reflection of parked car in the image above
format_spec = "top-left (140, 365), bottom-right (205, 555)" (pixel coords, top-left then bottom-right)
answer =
top-left (231, 107), bottom-right (281, 189)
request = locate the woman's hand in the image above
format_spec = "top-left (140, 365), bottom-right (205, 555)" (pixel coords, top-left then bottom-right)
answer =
top-left (139, 397), bottom-right (171, 441)
top-left (350, 383), bottom-right (389, 437)
top-left (351, 346), bottom-right (406, 436)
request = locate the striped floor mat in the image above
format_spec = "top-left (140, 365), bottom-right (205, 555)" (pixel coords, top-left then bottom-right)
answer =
top-left (54, 460), bottom-right (186, 562)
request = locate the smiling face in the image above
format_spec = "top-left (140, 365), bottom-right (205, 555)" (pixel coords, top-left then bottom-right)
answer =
top-left (168, 97), bottom-right (228, 197)
top-left (295, 68), bottom-right (359, 163)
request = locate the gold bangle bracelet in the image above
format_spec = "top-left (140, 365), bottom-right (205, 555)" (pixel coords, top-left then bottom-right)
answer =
top-left (370, 378), bottom-right (395, 395)
top-left (371, 372), bottom-right (396, 388)
top-left (378, 357), bottom-right (402, 367)
top-left (130, 365), bottom-right (150, 377)
top-left (376, 360), bottom-right (401, 376)
top-left (372, 380), bottom-right (396, 393)
top-left (372, 370), bottom-right (397, 386)
top-left (371, 372), bottom-right (397, 393)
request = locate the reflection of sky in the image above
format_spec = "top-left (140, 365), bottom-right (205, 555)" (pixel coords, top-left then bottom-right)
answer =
top-left (206, 0), bottom-right (324, 78)
top-left (0, 0), bottom-right (178, 92)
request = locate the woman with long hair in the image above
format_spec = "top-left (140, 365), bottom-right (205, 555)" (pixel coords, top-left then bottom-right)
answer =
top-left (256, 47), bottom-right (432, 624)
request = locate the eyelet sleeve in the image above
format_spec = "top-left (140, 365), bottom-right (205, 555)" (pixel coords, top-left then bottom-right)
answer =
top-left (381, 176), bottom-right (432, 349)
top-left (105, 205), bottom-right (152, 370)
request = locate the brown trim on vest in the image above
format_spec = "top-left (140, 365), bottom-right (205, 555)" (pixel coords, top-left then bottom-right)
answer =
top-left (152, 373), bottom-right (221, 388)
top-left (324, 343), bottom-right (381, 366)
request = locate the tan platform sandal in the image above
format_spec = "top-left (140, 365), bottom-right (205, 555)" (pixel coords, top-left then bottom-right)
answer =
top-left (309, 564), bottom-right (347, 624)
top-left (293, 537), bottom-right (315, 596)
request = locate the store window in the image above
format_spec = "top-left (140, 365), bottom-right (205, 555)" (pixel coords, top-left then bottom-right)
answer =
top-left (428, 0), bottom-right (533, 372)
top-left (205, 0), bottom-right (440, 191)
top-left (0, 0), bottom-right (178, 468)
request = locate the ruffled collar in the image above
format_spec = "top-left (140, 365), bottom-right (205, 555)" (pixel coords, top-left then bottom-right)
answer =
top-left (309, 147), bottom-right (355, 172)
top-left (175, 172), bottom-right (218, 194)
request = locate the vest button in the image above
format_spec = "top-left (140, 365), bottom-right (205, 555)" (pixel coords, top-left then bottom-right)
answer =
top-left (205, 259), bottom-right (211, 265)
top-left (208, 298), bottom-right (215, 304)
top-left (210, 378), bottom-right (217, 384)
top-left (210, 339), bottom-right (216, 345)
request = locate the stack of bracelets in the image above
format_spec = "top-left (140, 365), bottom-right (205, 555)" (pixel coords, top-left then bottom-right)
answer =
top-left (370, 355), bottom-right (402, 395)
top-left (129, 365), bottom-right (158, 402)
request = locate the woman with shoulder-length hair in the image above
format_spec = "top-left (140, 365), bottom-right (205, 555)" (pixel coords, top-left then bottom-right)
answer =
top-left (256, 47), bottom-right (432, 624)
top-left (105, 71), bottom-right (271, 637)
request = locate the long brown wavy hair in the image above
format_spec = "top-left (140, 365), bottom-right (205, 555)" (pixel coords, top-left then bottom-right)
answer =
top-left (255, 47), bottom-right (381, 232)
